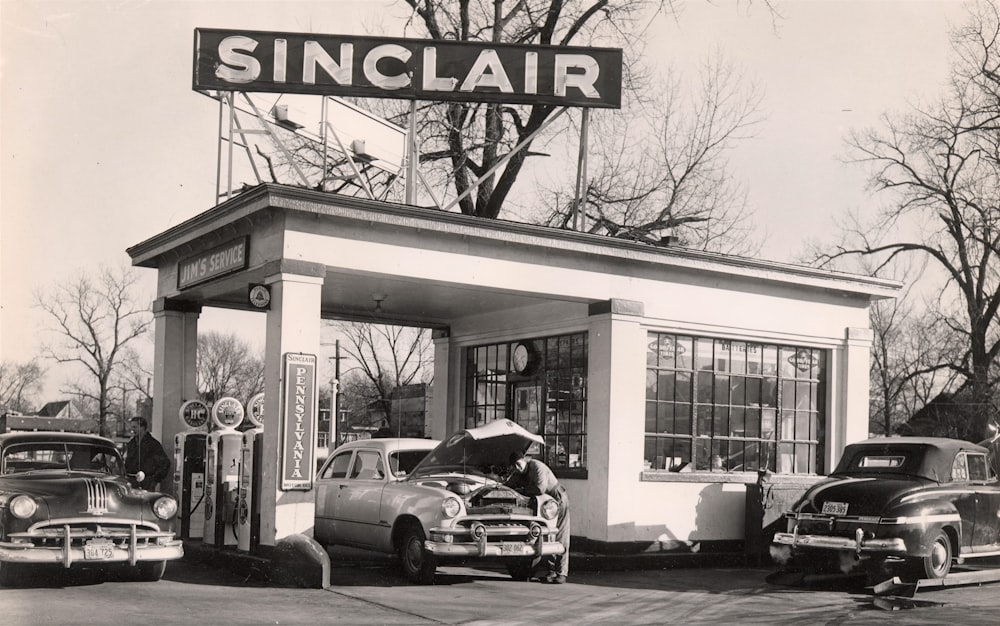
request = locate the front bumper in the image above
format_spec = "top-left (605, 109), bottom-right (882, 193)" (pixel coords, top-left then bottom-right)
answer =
top-left (426, 519), bottom-right (564, 558)
top-left (0, 517), bottom-right (184, 568)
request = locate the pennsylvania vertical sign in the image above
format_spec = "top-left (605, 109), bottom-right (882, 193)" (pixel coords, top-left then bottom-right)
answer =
top-left (281, 353), bottom-right (317, 490)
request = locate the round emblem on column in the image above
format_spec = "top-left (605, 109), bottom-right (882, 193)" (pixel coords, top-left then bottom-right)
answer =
top-left (249, 284), bottom-right (271, 309)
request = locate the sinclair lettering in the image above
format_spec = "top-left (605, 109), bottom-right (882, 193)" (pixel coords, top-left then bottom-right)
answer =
top-left (177, 237), bottom-right (248, 289)
top-left (194, 29), bottom-right (622, 109)
top-left (281, 353), bottom-right (316, 490)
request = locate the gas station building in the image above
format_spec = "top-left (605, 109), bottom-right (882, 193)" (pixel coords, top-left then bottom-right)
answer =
top-left (127, 182), bottom-right (900, 556)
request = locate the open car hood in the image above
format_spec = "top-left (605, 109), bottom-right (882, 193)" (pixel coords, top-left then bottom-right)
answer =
top-left (410, 419), bottom-right (544, 477)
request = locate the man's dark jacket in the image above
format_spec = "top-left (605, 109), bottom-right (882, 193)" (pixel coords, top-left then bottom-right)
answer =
top-left (124, 433), bottom-right (171, 490)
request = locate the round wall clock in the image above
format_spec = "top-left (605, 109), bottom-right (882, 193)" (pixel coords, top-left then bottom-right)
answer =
top-left (512, 342), bottom-right (533, 373)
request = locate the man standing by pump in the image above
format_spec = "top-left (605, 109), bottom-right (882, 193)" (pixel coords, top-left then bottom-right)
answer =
top-left (507, 450), bottom-right (570, 584)
top-left (124, 417), bottom-right (171, 491)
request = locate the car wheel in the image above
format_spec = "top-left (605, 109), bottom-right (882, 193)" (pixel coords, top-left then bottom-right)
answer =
top-left (133, 560), bottom-right (166, 582)
top-left (505, 557), bottom-right (536, 581)
top-left (397, 524), bottom-right (436, 584)
top-left (911, 530), bottom-right (952, 580)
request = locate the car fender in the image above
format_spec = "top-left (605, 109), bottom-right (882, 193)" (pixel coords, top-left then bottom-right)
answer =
top-left (377, 482), bottom-right (466, 550)
top-left (881, 496), bottom-right (961, 557)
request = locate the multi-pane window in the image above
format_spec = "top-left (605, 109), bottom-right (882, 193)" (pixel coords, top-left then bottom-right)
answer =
top-left (645, 332), bottom-right (825, 475)
top-left (465, 332), bottom-right (588, 470)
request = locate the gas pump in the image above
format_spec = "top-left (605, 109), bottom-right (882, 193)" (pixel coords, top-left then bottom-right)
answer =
top-left (173, 399), bottom-right (210, 539)
top-left (203, 396), bottom-right (245, 547)
top-left (237, 393), bottom-right (264, 552)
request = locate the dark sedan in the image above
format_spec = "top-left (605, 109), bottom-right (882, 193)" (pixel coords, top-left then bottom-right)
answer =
top-left (772, 436), bottom-right (1000, 581)
top-left (0, 431), bottom-right (183, 585)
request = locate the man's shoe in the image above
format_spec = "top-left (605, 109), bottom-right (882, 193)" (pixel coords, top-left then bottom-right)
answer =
top-left (544, 574), bottom-right (566, 584)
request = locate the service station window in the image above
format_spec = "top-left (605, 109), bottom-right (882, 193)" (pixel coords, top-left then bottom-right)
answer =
top-left (465, 332), bottom-right (588, 472)
top-left (645, 332), bottom-right (826, 475)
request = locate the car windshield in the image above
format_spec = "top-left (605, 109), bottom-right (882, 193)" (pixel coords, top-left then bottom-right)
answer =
top-left (1, 441), bottom-right (124, 476)
top-left (388, 449), bottom-right (433, 477)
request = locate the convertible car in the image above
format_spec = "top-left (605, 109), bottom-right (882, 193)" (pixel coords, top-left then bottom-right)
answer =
top-left (314, 419), bottom-right (565, 583)
top-left (0, 431), bottom-right (183, 585)
top-left (772, 436), bottom-right (1000, 581)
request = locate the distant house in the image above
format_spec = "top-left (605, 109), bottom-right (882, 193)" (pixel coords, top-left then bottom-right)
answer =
top-left (896, 391), bottom-right (976, 439)
top-left (35, 400), bottom-right (86, 420)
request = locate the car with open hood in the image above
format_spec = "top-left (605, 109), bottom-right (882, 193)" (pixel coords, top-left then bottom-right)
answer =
top-left (0, 431), bottom-right (183, 585)
top-left (771, 436), bottom-right (1000, 581)
top-left (314, 419), bottom-right (565, 583)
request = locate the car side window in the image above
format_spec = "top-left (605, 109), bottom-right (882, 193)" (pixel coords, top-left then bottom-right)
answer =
top-left (951, 452), bottom-right (970, 482)
top-left (322, 451), bottom-right (353, 479)
top-left (350, 450), bottom-right (385, 480)
top-left (968, 453), bottom-right (991, 481)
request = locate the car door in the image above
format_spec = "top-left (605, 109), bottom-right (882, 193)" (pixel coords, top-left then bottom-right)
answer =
top-left (336, 449), bottom-right (391, 548)
top-left (949, 451), bottom-right (979, 552)
top-left (968, 451), bottom-right (1000, 551)
top-left (314, 450), bottom-right (354, 545)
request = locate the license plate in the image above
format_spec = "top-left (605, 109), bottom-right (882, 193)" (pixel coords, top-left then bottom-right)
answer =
top-left (822, 501), bottom-right (849, 516)
top-left (500, 542), bottom-right (522, 555)
top-left (84, 541), bottom-right (115, 560)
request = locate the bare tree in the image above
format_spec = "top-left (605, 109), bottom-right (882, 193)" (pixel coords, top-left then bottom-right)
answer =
top-left (868, 278), bottom-right (964, 435)
top-left (0, 358), bottom-right (46, 414)
top-left (537, 54), bottom-right (763, 254)
top-left (820, 1), bottom-right (1000, 441)
top-left (330, 322), bottom-right (433, 422)
top-left (197, 331), bottom-right (265, 404)
top-left (35, 266), bottom-right (153, 436)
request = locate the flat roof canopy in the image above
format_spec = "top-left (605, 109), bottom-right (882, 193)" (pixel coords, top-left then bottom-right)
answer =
top-left (127, 184), bottom-right (901, 327)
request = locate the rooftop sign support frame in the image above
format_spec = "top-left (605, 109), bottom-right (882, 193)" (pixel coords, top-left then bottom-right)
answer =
top-left (194, 28), bottom-right (623, 227)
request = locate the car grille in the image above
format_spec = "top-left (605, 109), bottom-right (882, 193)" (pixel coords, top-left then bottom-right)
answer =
top-left (10, 518), bottom-right (170, 548)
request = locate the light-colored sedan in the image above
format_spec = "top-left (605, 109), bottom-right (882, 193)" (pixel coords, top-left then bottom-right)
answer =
top-left (314, 419), bottom-right (565, 583)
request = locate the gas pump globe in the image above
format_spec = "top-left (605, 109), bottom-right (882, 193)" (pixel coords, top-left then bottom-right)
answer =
top-left (174, 399), bottom-right (209, 539)
top-left (203, 397), bottom-right (245, 547)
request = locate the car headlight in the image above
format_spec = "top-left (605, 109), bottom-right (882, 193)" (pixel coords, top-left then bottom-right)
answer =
top-left (152, 496), bottom-right (178, 520)
top-left (10, 494), bottom-right (37, 519)
top-left (541, 499), bottom-right (559, 520)
top-left (441, 496), bottom-right (461, 519)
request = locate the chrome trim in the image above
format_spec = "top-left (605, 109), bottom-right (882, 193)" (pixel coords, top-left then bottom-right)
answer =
top-left (773, 531), bottom-right (906, 553)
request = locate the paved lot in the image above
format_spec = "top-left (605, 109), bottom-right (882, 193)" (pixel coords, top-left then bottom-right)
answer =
top-left (3, 552), bottom-right (1000, 625)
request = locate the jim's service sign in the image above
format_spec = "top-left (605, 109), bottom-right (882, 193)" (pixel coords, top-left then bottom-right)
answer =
top-left (194, 28), bottom-right (622, 108)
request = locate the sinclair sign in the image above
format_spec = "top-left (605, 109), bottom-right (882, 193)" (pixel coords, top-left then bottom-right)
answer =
top-left (193, 28), bottom-right (622, 108)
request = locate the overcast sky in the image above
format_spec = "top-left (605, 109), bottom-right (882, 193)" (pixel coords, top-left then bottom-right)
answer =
top-left (0, 0), bottom-right (970, 399)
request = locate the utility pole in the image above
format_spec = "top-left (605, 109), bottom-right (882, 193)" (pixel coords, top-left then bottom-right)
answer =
top-left (330, 340), bottom-right (344, 447)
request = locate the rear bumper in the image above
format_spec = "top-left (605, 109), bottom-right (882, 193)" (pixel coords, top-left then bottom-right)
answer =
top-left (773, 530), bottom-right (906, 554)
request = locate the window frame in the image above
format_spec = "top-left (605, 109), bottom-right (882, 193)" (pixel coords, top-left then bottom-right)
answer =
top-left (644, 332), bottom-right (826, 476)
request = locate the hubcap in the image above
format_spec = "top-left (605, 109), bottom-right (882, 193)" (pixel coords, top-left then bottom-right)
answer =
top-left (930, 539), bottom-right (948, 574)
top-left (405, 537), bottom-right (422, 569)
